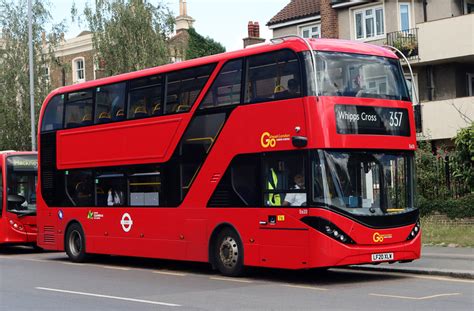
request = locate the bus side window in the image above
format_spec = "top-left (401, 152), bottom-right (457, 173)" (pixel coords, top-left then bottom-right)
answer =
top-left (65, 90), bottom-right (94, 128)
top-left (65, 170), bottom-right (94, 207)
top-left (164, 64), bottom-right (215, 114)
top-left (128, 75), bottom-right (163, 120)
top-left (263, 153), bottom-right (306, 207)
top-left (129, 167), bottom-right (161, 207)
top-left (95, 83), bottom-right (126, 124)
top-left (200, 59), bottom-right (243, 109)
top-left (0, 169), bottom-right (3, 215)
top-left (245, 49), bottom-right (301, 103)
top-left (95, 171), bottom-right (126, 207)
top-left (41, 95), bottom-right (64, 132)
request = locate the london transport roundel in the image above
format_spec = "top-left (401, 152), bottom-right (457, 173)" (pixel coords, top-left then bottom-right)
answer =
top-left (120, 213), bottom-right (133, 232)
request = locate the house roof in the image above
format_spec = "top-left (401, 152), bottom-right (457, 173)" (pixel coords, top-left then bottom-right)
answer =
top-left (267, 0), bottom-right (321, 27)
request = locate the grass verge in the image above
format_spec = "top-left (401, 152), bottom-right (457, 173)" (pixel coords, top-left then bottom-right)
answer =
top-left (421, 216), bottom-right (474, 247)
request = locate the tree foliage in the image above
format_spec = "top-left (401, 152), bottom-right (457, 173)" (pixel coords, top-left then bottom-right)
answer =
top-left (452, 122), bottom-right (474, 189)
top-left (0, 0), bottom-right (64, 150)
top-left (78, 0), bottom-right (174, 76)
top-left (186, 27), bottom-right (225, 60)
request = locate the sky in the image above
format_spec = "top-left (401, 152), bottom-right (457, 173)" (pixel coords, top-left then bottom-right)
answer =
top-left (49, 0), bottom-right (291, 52)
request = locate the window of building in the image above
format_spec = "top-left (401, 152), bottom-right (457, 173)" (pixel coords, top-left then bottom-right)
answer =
top-left (164, 64), bottom-right (216, 114)
top-left (72, 57), bottom-right (85, 83)
top-left (300, 23), bottom-right (321, 39)
top-left (245, 49), bottom-right (301, 103)
top-left (465, 0), bottom-right (474, 14)
top-left (42, 65), bottom-right (50, 83)
top-left (95, 83), bottom-right (126, 123)
top-left (64, 90), bottom-right (94, 128)
top-left (263, 152), bottom-right (307, 207)
top-left (468, 73), bottom-right (474, 96)
top-left (41, 95), bottom-right (64, 132)
top-left (399, 3), bottom-right (411, 31)
top-left (200, 59), bottom-right (243, 109)
top-left (354, 6), bottom-right (384, 40)
top-left (128, 75), bottom-right (163, 119)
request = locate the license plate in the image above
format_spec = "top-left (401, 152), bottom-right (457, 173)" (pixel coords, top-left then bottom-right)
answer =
top-left (371, 252), bottom-right (394, 262)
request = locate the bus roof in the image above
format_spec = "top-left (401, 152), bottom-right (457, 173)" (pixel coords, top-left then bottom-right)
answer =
top-left (46, 37), bottom-right (398, 98)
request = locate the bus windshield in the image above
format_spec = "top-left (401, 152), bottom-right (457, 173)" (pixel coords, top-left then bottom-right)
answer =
top-left (315, 52), bottom-right (410, 101)
top-left (6, 155), bottom-right (38, 215)
top-left (312, 150), bottom-right (415, 216)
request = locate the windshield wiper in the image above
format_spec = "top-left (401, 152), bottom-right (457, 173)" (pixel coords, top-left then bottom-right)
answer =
top-left (9, 209), bottom-right (37, 218)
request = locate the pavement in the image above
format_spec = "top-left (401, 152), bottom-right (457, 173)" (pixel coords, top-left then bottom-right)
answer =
top-left (350, 245), bottom-right (474, 279)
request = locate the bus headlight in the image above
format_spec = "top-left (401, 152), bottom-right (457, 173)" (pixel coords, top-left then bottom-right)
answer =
top-left (406, 220), bottom-right (420, 241)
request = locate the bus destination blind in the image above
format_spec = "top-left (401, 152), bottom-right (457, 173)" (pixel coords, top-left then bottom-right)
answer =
top-left (335, 105), bottom-right (410, 136)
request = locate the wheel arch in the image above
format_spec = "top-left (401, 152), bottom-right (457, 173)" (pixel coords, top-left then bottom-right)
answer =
top-left (63, 219), bottom-right (85, 250)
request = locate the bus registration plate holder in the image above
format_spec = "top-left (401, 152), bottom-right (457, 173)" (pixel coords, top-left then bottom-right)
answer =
top-left (371, 253), bottom-right (394, 262)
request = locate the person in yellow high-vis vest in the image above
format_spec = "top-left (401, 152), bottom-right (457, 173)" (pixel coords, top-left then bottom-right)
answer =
top-left (267, 168), bottom-right (281, 206)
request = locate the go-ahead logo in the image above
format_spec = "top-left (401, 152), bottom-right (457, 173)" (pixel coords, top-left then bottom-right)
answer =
top-left (260, 132), bottom-right (290, 148)
top-left (120, 213), bottom-right (133, 232)
top-left (373, 232), bottom-right (393, 243)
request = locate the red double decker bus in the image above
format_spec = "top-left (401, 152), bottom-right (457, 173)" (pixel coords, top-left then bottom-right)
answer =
top-left (0, 151), bottom-right (38, 246)
top-left (37, 37), bottom-right (420, 276)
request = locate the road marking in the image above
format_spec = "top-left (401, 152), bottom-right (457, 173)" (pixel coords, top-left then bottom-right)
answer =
top-left (153, 270), bottom-right (186, 276)
top-left (336, 268), bottom-right (474, 284)
top-left (35, 287), bottom-right (181, 307)
top-left (283, 284), bottom-right (328, 291)
top-left (370, 293), bottom-right (461, 300)
top-left (209, 276), bottom-right (254, 283)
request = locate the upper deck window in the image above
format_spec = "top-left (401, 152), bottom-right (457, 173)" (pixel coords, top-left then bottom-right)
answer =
top-left (95, 83), bottom-right (126, 123)
top-left (41, 95), bottom-right (64, 132)
top-left (200, 59), bottom-right (243, 109)
top-left (64, 90), bottom-right (94, 128)
top-left (245, 49), bottom-right (301, 103)
top-left (315, 52), bottom-right (410, 102)
top-left (128, 75), bottom-right (163, 119)
top-left (164, 64), bottom-right (215, 114)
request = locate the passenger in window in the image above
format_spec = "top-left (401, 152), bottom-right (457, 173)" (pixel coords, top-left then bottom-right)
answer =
top-left (345, 74), bottom-right (364, 97)
top-left (107, 187), bottom-right (124, 206)
top-left (282, 174), bottom-right (307, 206)
top-left (275, 78), bottom-right (300, 99)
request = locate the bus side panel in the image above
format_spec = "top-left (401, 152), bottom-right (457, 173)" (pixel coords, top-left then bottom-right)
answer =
top-left (56, 116), bottom-right (188, 169)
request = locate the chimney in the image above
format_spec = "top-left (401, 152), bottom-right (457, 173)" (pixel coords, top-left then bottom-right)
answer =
top-left (320, 0), bottom-right (338, 38)
top-left (243, 20), bottom-right (265, 48)
top-left (253, 22), bottom-right (260, 38)
top-left (248, 21), bottom-right (255, 37)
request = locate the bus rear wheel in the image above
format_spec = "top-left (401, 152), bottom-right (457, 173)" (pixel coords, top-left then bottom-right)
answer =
top-left (65, 223), bottom-right (87, 262)
top-left (214, 228), bottom-right (244, 277)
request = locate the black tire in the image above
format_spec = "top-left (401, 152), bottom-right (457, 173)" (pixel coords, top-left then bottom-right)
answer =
top-left (65, 223), bottom-right (87, 262)
top-left (214, 228), bottom-right (244, 277)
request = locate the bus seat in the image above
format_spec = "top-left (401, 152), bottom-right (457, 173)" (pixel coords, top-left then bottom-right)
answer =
top-left (134, 106), bottom-right (148, 118)
top-left (175, 104), bottom-right (190, 112)
top-left (98, 112), bottom-right (111, 123)
top-left (115, 109), bottom-right (125, 121)
top-left (81, 114), bottom-right (93, 125)
top-left (152, 103), bottom-right (161, 115)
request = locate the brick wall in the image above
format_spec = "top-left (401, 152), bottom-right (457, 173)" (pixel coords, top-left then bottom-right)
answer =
top-left (320, 0), bottom-right (338, 38)
top-left (49, 50), bottom-right (96, 89)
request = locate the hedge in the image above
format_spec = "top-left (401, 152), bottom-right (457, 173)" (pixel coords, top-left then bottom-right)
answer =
top-left (418, 193), bottom-right (474, 219)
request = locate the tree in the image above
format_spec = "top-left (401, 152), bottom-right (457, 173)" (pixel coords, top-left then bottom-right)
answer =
top-left (0, 0), bottom-right (64, 150)
top-left (77, 0), bottom-right (175, 76)
top-left (452, 123), bottom-right (474, 191)
top-left (186, 27), bottom-right (225, 60)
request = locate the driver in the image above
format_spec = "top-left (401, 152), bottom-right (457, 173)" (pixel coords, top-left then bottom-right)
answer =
top-left (282, 174), bottom-right (307, 206)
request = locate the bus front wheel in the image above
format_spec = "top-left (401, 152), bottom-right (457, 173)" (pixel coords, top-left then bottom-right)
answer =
top-left (65, 223), bottom-right (87, 262)
top-left (214, 228), bottom-right (244, 277)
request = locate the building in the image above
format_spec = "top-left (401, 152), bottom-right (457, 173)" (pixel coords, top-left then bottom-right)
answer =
top-left (268, 0), bottom-right (474, 146)
top-left (47, 0), bottom-right (196, 89)
top-left (47, 31), bottom-right (103, 90)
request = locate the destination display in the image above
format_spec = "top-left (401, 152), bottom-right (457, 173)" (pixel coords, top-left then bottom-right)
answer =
top-left (335, 105), bottom-right (410, 136)
top-left (7, 155), bottom-right (38, 171)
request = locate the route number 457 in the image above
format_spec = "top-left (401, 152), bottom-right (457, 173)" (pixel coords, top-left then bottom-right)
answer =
top-left (389, 112), bottom-right (403, 127)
